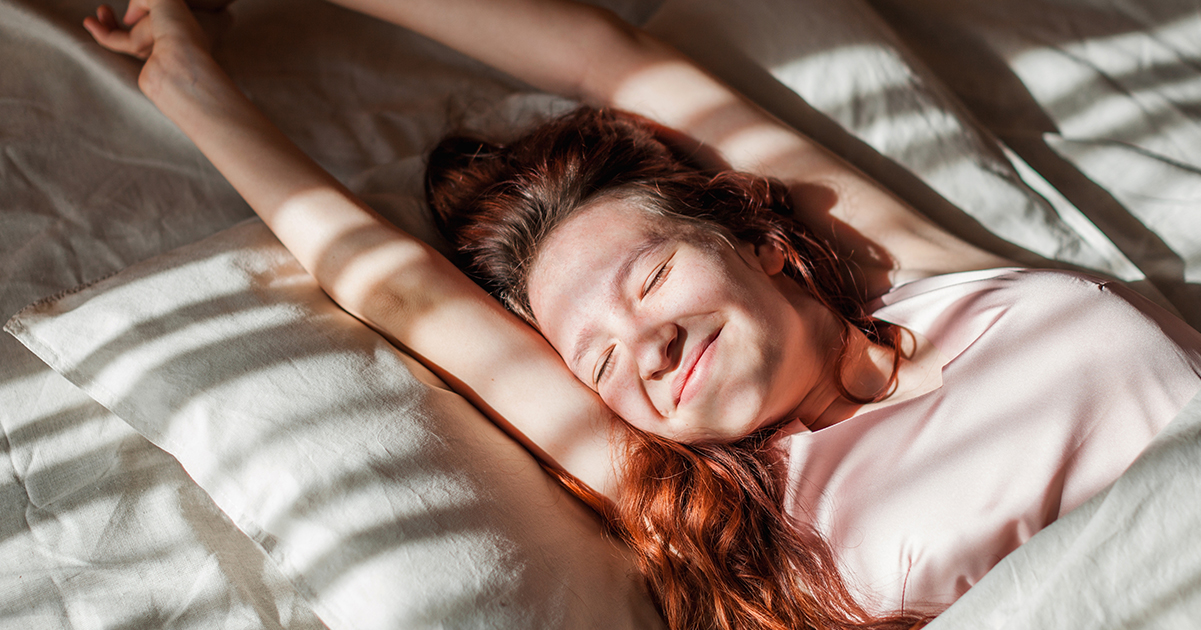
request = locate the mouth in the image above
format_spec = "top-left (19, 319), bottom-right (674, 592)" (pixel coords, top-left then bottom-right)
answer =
top-left (672, 327), bottom-right (722, 408)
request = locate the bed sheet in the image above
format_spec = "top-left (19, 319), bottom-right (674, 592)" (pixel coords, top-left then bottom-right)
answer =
top-left (0, 1), bottom-right (652, 627)
top-left (3, 0), bottom-right (1200, 627)
top-left (926, 387), bottom-right (1201, 628)
top-left (868, 0), bottom-right (1201, 329)
top-left (0, 1), bottom-right (318, 627)
top-left (863, 1), bottom-right (1201, 624)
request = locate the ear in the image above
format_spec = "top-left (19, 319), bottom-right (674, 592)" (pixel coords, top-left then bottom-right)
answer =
top-left (754, 241), bottom-right (787, 276)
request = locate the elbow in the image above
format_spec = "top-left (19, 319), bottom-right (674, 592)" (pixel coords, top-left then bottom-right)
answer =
top-left (356, 287), bottom-right (419, 341)
top-left (321, 242), bottom-right (444, 337)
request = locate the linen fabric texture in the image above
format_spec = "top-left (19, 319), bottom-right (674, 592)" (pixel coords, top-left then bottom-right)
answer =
top-left (6, 219), bottom-right (662, 630)
top-left (6, 0), bottom-right (1201, 626)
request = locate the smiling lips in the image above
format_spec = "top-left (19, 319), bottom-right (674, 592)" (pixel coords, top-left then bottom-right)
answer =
top-left (673, 327), bottom-right (722, 408)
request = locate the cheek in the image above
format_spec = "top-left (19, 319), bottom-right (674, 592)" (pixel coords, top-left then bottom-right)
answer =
top-left (600, 370), bottom-right (659, 431)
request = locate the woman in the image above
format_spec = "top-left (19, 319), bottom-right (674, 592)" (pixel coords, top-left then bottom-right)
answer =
top-left (83, 1), bottom-right (1201, 628)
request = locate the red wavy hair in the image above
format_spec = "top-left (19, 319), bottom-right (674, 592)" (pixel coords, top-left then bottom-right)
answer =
top-left (425, 106), bottom-right (927, 629)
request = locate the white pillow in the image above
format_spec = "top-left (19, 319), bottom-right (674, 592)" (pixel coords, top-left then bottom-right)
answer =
top-left (643, 0), bottom-right (1134, 277)
top-left (6, 219), bottom-right (662, 630)
top-left (5, 2), bottom-right (1155, 629)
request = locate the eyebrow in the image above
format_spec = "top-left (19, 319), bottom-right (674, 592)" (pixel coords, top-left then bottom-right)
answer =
top-left (566, 234), bottom-right (668, 374)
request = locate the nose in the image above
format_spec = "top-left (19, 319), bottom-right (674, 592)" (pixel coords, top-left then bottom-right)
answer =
top-left (629, 319), bottom-right (680, 381)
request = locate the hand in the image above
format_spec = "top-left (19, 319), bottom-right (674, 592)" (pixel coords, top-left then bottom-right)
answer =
top-left (84, 1), bottom-right (214, 61)
top-left (84, 0), bottom-right (233, 99)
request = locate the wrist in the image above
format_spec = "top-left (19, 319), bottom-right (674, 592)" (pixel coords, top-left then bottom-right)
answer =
top-left (138, 40), bottom-right (221, 107)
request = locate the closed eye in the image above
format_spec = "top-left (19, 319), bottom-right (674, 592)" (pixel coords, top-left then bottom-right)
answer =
top-left (642, 260), bottom-right (671, 297)
top-left (594, 347), bottom-right (614, 387)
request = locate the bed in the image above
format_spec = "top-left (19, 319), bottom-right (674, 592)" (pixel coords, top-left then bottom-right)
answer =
top-left (2, 0), bottom-right (1199, 628)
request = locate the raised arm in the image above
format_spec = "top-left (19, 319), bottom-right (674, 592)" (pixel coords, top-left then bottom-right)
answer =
top-left (325, 0), bottom-right (1013, 292)
top-left (85, 0), bottom-right (621, 496)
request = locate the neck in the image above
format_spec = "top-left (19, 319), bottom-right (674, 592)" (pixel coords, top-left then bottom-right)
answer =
top-left (767, 273), bottom-right (903, 433)
top-left (804, 324), bottom-right (899, 431)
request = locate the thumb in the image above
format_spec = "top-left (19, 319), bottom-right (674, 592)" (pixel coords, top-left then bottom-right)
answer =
top-left (123, 0), bottom-right (151, 27)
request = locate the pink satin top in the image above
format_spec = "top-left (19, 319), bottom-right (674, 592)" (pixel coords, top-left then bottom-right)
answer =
top-left (782, 268), bottom-right (1201, 613)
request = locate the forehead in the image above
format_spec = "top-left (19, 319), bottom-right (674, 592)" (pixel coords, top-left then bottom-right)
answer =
top-left (535, 197), bottom-right (665, 276)
top-left (526, 198), bottom-right (668, 352)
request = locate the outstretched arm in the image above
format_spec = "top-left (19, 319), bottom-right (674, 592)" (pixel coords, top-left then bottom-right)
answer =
top-left (85, 0), bottom-right (622, 497)
top-left (324, 0), bottom-right (1013, 293)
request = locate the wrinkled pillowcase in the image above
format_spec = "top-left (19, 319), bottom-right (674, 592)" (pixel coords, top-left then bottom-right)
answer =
top-left (4, 2), bottom-right (1131, 629)
top-left (643, 0), bottom-right (1127, 275)
top-left (6, 219), bottom-right (661, 630)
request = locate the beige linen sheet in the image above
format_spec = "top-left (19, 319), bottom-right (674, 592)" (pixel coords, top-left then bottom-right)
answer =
top-left (3, 0), bottom-right (1199, 627)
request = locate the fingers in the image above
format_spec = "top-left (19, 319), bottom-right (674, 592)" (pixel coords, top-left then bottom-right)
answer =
top-left (83, 5), bottom-right (128, 52)
top-left (82, 3), bottom-right (115, 36)
top-left (123, 1), bottom-right (149, 29)
top-left (97, 3), bottom-right (119, 29)
top-left (83, 4), bottom-right (153, 59)
top-left (84, 0), bottom-right (215, 61)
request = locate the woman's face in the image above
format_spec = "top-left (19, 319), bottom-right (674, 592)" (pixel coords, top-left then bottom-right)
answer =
top-left (527, 197), bottom-right (844, 442)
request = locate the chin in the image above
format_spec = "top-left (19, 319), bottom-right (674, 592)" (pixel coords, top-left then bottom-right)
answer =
top-left (683, 412), bottom-right (774, 444)
top-left (717, 393), bottom-right (784, 438)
